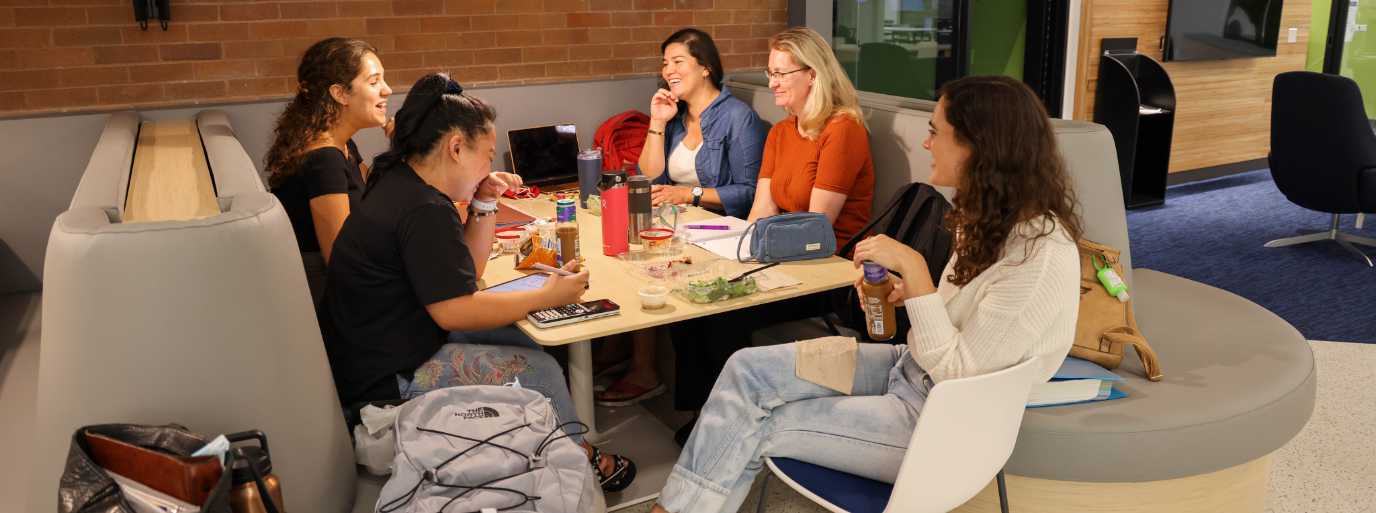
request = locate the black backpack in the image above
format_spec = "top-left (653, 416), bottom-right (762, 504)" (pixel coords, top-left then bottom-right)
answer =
top-left (829, 182), bottom-right (954, 342)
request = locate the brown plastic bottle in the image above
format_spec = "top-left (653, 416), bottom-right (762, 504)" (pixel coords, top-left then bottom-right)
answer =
top-left (861, 261), bottom-right (897, 341)
top-left (555, 198), bottom-right (580, 265)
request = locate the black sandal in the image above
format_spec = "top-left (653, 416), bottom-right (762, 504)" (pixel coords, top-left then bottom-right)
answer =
top-left (589, 446), bottom-right (637, 493)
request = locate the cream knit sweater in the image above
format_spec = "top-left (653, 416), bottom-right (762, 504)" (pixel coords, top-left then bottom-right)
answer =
top-left (903, 218), bottom-right (1081, 384)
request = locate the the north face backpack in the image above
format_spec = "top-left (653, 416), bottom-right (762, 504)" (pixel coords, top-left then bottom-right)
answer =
top-left (593, 110), bottom-right (650, 172)
top-left (375, 385), bottom-right (603, 513)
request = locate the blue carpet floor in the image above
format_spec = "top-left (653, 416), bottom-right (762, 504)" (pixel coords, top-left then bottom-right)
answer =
top-left (1126, 170), bottom-right (1376, 343)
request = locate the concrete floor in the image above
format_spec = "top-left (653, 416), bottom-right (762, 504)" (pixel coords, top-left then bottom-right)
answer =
top-left (619, 340), bottom-right (1376, 513)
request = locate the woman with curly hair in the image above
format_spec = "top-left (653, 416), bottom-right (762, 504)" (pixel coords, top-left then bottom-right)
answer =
top-left (651, 75), bottom-right (1083, 513)
top-left (266, 37), bottom-right (392, 304)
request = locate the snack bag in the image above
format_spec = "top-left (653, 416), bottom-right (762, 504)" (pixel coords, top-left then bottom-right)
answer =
top-left (515, 233), bottom-right (559, 270)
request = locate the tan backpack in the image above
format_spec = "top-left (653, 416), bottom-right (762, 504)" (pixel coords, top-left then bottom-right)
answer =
top-left (1074, 239), bottom-right (1163, 381)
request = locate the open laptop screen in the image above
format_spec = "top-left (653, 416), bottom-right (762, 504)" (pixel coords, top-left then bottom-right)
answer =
top-left (508, 124), bottom-right (579, 187)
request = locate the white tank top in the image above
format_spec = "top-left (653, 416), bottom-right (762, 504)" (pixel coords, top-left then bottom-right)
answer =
top-left (667, 141), bottom-right (701, 186)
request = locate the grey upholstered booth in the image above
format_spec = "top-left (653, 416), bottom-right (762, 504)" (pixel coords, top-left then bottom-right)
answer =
top-left (29, 112), bottom-right (357, 513)
top-left (727, 77), bottom-right (1314, 513)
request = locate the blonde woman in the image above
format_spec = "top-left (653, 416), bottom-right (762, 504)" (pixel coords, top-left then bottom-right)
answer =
top-left (666, 27), bottom-right (876, 446)
top-left (747, 26), bottom-right (873, 250)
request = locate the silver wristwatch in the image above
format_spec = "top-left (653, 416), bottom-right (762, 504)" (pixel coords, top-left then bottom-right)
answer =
top-left (691, 186), bottom-right (703, 207)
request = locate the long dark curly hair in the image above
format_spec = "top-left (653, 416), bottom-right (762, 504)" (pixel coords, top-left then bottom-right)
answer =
top-left (264, 37), bottom-right (377, 188)
top-left (939, 76), bottom-right (1083, 287)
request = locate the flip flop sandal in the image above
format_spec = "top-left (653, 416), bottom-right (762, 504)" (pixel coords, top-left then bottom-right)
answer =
top-left (594, 359), bottom-right (631, 380)
top-left (595, 378), bottom-right (667, 407)
top-left (589, 446), bottom-right (637, 493)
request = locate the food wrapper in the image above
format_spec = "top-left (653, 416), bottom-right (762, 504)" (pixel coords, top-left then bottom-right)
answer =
top-left (795, 336), bottom-right (858, 395)
top-left (515, 233), bottom-right (558, 270)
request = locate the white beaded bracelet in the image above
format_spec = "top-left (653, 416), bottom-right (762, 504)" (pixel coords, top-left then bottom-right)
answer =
top-left (470, 198), bottom-right (499, 213)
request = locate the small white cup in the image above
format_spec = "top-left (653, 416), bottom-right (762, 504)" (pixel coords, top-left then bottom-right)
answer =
top-left (638, 285), bottom-right (669, 310)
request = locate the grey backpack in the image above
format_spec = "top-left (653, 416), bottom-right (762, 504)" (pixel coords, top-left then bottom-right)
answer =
top-left (375, 385), bottom-right (604, 513)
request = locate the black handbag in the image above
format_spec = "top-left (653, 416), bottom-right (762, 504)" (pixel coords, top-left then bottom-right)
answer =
top-left (58, 424), bottom-right (238, 513)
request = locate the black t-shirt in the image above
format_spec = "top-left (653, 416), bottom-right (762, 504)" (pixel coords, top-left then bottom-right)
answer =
top-left (320, 161), bottom-right (479, 405)
top-left (271, 140), bottom-right (365, 253)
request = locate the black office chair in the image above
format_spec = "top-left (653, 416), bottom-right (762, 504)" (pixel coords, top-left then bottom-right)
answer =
top-left (1268, 71), bottom-right (1376, 266)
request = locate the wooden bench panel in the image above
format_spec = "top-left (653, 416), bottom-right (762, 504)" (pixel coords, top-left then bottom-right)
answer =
top-left (123, 119), bottom-right (220, 223)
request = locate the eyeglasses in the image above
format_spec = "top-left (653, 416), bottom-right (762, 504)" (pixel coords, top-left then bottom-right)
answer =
top-left (764, 68), bottom-right (810, 81)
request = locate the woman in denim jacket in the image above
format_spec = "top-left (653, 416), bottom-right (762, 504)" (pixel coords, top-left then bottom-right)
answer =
top-left (638, 28), bottom-right (770, 218)
top-left (594, 28), bottom-right (771, 408)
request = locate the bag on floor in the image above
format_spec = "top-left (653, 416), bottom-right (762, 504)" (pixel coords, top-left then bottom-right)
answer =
top-left (1074, 239), bottom-right (1163, 381)
top-left (58, 423), bottom-right (237, 513)
top-left (375, 385), bottom-right (604, 513)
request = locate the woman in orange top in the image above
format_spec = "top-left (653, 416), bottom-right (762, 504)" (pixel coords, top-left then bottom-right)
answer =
top-left (668, 27), bottom-right (875, 447)
top-left (747, 27), bottom-right (874, 249)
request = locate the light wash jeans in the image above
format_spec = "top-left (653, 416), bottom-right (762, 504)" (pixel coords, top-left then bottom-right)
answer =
top-left (659, 343), bottom-right (933, 513)
top-left (396, 327), bottom-right (584, 444)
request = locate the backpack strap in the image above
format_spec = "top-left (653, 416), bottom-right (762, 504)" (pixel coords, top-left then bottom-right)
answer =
top-left (839, 183), bottom-right (922, 257)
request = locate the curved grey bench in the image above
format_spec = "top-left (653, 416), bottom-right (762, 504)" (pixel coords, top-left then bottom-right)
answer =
top-left (30, 112), bottom-right (356, 512)
top-left (1010, 269), bottom-right (1315, 482)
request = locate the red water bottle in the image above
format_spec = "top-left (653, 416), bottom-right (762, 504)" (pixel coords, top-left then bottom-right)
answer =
top-left (600, 170), bottom-right (629, 256)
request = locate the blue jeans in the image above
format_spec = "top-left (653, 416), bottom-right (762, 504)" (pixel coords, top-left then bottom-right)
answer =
top-left (397, 327), bottom-right (583, 444)
top-left (659, 343), bottom-right (933, 513)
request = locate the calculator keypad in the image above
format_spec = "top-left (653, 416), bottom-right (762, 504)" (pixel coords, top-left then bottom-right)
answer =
top-left (532, 304), bottom-right (589, 322)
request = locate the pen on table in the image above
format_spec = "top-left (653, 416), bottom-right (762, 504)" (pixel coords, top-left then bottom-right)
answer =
top-left (685, 224), bottom-right (730, 230)
top-left (530, 263), bottom-right (575, 276)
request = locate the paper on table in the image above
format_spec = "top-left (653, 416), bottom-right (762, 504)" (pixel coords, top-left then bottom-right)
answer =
top-left (684, 216), bottom-right (751, 242)
top-left (752, 269), bottom-right (801, 292)
top-left (696, 232), bottom-right (752, 260)
top-left (795, 336), bottom-right (858, 395)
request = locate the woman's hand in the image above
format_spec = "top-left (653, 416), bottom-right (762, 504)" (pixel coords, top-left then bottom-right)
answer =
top-left (854, 276), bottom-right (908, 305)
top-left (651, 184), bottom-right (692, 206)
top-left (382, 117), bottom-right (395, 139)
top-left (475, 172), bottom-right (522, 202)
top-left (649, 88), bottom-right (679, 123)
top-left (541, 261), bottom-right (589, 308)
top-left (852, 235), bottom-right (936, 300)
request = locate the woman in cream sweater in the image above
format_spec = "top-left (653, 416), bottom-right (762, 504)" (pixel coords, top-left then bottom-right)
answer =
top-left (651, 75), bottom-right (1083, 513)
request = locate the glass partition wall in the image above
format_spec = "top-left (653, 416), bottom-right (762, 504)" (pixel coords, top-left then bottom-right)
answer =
top-left (832, 0), bottom-right (967, 101)
top-left (827, 0), bottom-right (1064, 115)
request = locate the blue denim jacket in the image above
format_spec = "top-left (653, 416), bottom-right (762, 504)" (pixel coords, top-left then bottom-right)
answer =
top-left (652, 89), bottom-right (770, 218)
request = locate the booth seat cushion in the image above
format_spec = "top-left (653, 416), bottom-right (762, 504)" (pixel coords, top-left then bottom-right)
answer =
top-left (196, 110), bottom-right (266, 197)
top-left (1009, 269), bottom-right (1316, 482)
top-left (68, 111), bottom-right (140, 212)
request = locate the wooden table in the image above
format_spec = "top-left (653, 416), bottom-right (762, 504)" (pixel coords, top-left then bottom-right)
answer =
top-left (482, 196), bottom-right (858, 508)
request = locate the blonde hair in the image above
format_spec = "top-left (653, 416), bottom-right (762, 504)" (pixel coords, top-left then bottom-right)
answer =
top-left (768, 27), bottom-right (866, 139)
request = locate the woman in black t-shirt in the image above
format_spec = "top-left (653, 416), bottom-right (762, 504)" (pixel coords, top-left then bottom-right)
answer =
top-left (265, 37), bottom-right (393, 305)
top-left (321, 73), bottom-right (636, 493)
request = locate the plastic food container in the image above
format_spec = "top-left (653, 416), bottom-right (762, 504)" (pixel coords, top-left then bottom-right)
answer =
top-left (675, 261), bottom-right (759, 304)
top-left (638, 285), bottom-right (670, 310)
top-left (495, 228), bottom-right (526, 254)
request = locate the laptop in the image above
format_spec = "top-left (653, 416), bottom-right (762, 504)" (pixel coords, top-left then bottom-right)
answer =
top-left (508, 124), bottom-right (580, 188)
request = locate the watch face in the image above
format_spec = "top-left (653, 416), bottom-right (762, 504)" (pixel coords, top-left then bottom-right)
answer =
top-left (692, 187), bottom-right (703, 196)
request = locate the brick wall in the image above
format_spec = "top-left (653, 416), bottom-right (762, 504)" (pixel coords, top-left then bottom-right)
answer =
top-left (0, 0), bottom-right (787, 116)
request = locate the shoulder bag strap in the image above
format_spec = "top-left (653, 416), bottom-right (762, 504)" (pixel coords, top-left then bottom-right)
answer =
top-left (838, 184), bottom-right (918, 257)
top-left (1102, 329), bottom-right (1163, 381)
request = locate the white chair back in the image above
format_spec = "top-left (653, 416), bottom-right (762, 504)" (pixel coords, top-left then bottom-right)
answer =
top-left (883, 357), bottom-right (1043, 513)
